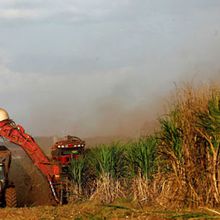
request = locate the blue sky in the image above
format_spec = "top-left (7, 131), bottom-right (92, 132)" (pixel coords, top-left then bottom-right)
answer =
top-left (0, 0), bottom-right (220, 137)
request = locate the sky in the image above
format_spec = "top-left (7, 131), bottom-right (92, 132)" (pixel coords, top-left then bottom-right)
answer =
top-left (1, 0), bottom-right (220, 137)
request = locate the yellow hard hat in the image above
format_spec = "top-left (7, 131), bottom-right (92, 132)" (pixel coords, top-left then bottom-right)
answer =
top-left (0, 108), bottom-right (9, 121)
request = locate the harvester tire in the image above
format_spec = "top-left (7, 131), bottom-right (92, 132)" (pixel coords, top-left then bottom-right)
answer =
top-left (5, 187), bottom-right (17, 207)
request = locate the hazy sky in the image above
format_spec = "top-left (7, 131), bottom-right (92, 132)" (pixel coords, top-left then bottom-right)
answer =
top-left (1, 0), bottom-right (220, 137)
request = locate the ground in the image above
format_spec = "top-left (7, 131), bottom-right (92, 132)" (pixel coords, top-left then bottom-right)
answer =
top-left (0, 203), bottom-right (159, 220)
top-left (0, 202), bottom-right (219, 220)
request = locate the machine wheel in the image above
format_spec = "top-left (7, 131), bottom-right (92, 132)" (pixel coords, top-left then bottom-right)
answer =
top-left (5, 187), bottom-right (17, 207)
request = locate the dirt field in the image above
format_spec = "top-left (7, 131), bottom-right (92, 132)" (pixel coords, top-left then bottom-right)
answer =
top-left (0, 203), bottom-right (219, 220)
top-left (0, 204), bottom-right (159, 220)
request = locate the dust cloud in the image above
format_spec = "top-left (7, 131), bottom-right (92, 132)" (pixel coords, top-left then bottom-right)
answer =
top-left (12, 72), bottom-right (220, 140)
top-left (26, 78), bottom-right (220, 139)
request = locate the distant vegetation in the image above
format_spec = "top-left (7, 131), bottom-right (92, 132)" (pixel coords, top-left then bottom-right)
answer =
top-left (68, 84), bottom-right (220, 208)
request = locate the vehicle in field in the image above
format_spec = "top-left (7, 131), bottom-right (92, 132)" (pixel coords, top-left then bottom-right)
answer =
top-left (52, 135), bottom-right (85, 168)
top-left (0, 108), bottom-right (85, 204)
top-left (0, 145), bottom-right (17, 207)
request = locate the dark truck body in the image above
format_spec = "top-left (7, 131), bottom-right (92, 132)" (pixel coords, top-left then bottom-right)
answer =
top-left (0, 145), bottom-right (16, 207)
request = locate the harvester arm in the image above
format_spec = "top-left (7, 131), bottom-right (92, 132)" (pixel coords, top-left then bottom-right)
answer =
top-left (0, 119), bottom-right (60, 202)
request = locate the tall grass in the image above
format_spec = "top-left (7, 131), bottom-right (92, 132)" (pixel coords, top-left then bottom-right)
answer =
top-left (88, 143), bottom-right (127, 203)
top-left (157, 85), bottom-right (220, 207)
top-left (69, 158), bottom-right (85, 196)
top-left (196, 93), bottom-right (220, 204)
top-left (126, 136), bottom-right (157, 180)
top-left (159, 109), bottom-right (183, 178)
top-left (90, 143), bottom-right (126, 179)
top-left (68, 139), bottom-right (158, 203)
top-left (125, 136), bottom-right (158, 202)
top-left (68, 84), bottom-right (220, 208)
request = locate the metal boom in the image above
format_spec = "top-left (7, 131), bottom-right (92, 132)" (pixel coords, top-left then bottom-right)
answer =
top-left (0, 119), bottom-right (60, 202)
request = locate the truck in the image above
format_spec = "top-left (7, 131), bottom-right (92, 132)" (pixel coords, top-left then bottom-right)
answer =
top-left (51, 135), bottom-right (85, 169)
top-left (0, 145), bottom-right (17, 207)
top-left (0, 108), bottom-right (85, 205)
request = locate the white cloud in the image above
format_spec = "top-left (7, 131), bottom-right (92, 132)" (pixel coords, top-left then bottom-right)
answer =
top-left (0, 0), bottom-right (134, 22)
top-left (0, 9), bottom-right (44, 19)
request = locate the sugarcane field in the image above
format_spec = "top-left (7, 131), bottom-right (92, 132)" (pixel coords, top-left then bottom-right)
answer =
top-left (1, 1), bottom-right (220, 220)
top-left (1, 85), bottom-right (220, 219)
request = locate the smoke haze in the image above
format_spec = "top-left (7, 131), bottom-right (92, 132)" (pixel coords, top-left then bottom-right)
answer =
top-left (1, 0), bottom-right (220, 137)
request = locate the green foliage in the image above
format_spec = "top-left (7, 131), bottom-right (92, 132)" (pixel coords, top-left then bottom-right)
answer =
top-left (69, 157), bottom-right (85, 186)
top-left (89, 143), bottom-right (126, 179)
top-left (159, 109), bottom-right (183, 162)
top-left (69, 137), bottom-right (158, 186)
top-left (197, 93), bottom-right (220, 147)
top-left (126, 136), bottom-right (158, 180)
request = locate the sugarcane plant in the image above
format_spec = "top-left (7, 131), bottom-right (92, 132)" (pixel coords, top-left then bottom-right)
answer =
top-left (89, 143), bottom-right (126, 203)
top-left (159, 109), bottom-right (183, 177)
top-left (69, 157), bottom-right (86, 198)
top-left (126, 136), bottom-right (157, 180)
top-left (196, 92), bottom-right (220, 204)
top-left (125, 135), bottom-right (158, 201)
